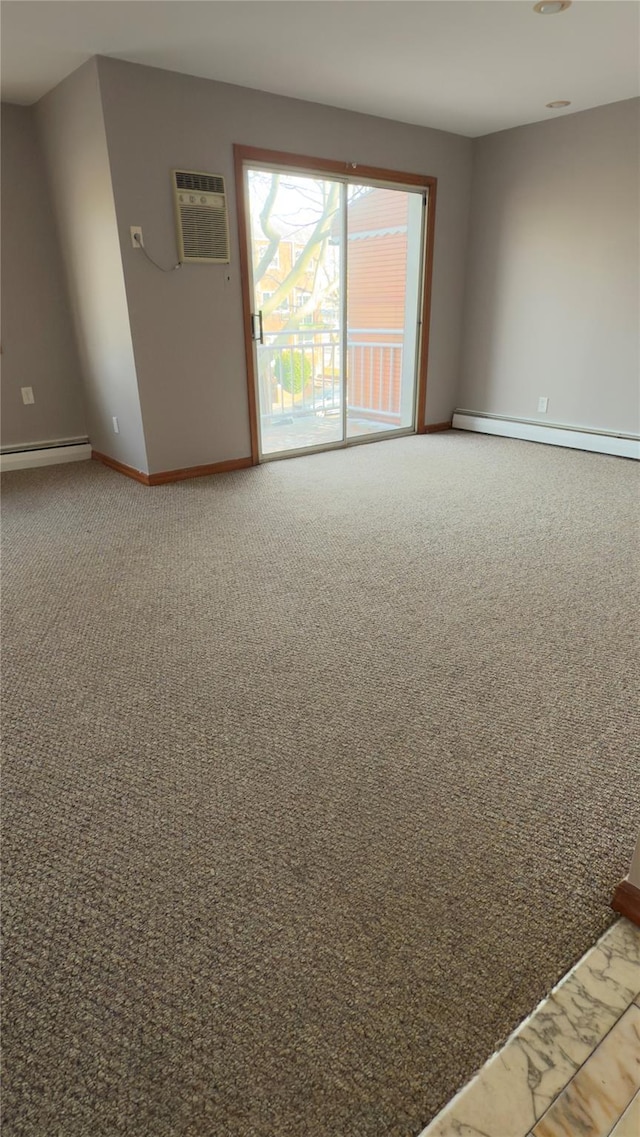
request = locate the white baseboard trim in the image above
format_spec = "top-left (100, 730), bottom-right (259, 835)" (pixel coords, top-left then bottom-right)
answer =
top-left (452, 413), bottom-right (640, 460)
top-left (1, 443), bottom-right (92, 472)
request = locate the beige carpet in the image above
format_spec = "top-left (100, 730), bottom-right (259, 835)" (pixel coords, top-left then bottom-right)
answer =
top-left (2, 433), bottom-right (639, 1137)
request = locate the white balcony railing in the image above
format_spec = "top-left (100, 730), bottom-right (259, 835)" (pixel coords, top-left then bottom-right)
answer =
top-left (258, 330), bottom-right (403, 424)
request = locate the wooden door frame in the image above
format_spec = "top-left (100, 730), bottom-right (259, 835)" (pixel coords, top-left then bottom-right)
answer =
top-left (233, 144), bottom-right (437, 465)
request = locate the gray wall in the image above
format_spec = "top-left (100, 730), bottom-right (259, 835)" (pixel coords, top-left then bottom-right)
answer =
top-left (1, 103), bottom-right (86, 449)
top-left (36, 59), bottom-right (148, 471)
top-left (96, 57), bottom-right (473, 474)
top-left (459, 99), bottom-right (640, 435)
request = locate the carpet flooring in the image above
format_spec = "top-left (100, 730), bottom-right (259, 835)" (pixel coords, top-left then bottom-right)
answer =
top-left (2, 433), bottom-right (639, 1137)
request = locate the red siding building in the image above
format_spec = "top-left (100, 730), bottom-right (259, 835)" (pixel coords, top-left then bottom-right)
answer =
top-left (347, 188), bottom-right (410, 423)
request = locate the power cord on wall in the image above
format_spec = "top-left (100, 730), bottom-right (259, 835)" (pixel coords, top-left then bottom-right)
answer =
top-left (133, 231), bottom-right (181, 273)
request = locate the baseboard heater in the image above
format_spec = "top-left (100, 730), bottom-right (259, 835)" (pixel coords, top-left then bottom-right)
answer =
top-left (1, 437), bottom-right (91, 472)
top-left (452, 412), bottom-right (640, 460)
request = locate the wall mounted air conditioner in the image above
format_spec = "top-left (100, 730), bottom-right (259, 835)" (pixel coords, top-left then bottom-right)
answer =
top-left (172, 170), bottom-right (230, 264)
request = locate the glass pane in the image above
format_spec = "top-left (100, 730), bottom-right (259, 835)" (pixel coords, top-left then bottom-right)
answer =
top-left (247, 169), bottom-right (344, 456)
top-left (346, 185), bottom-right (423, 439)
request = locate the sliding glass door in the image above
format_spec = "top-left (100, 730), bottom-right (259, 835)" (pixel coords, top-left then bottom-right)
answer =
top-left (247, 170), bottom-right (345, 456)
top-left (245, 163), bottom-right (426, 460)
top-left (346, 184), bottom-right (424, 440)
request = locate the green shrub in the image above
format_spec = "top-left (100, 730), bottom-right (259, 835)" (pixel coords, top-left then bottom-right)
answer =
top-left (274, 350), bottom-right (312, 396)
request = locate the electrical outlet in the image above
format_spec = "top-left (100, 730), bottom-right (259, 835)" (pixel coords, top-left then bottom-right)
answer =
top-left (130, 226), bottom-right (144, 249)
top-left (538, 396), bottom-right (549, 413)
top-left (21, 387), bottom-right (35, 405)
top-left (112, 416), bottom-right (120, 434)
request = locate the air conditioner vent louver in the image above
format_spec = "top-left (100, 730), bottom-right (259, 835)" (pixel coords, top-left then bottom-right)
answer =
top-left (173, 169), bottom-right (230, 263)
top-left (175, 171), bottom-right (225, 195)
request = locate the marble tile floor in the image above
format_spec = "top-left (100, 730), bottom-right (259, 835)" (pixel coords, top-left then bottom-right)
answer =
top-left (420, 918), bottom-right (640, 1137)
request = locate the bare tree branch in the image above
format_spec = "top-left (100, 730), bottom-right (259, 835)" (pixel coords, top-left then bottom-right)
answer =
top-left (260, 181), bottom-right (340, 321)
top-left (254, 173), bottom-right (281, 282)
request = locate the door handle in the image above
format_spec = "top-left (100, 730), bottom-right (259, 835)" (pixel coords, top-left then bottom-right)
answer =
top-left (251, 311), bottom-right (264, 344)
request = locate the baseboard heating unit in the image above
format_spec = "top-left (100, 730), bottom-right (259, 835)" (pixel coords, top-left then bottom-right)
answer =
top-left (452, 412), bottom-right (640, 460)
top-left (1, 438), bottom-right (92, 472)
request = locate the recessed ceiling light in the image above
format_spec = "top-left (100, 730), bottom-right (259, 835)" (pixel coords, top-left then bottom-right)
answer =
top-left (534, 2), bottom-right (571, 13)
top-left (546, 100), bottom-right (571, 109)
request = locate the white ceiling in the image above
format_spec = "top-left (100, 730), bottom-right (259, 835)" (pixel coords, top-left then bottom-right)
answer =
top-left (2, 1), bottom-right (638, 137)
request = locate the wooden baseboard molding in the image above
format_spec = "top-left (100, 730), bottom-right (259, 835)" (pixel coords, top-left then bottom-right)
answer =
top-left (424, 421), bottom-right (452, 434)
top-left (2, 442), bottom-right (91, 472)
top-left (452, 411), bottom-right (640, 460)
top-left (92, 450), bottom-right (253, 486)
top-left (148, 456), bottom-right (253, 485)
top-left (92, 450), bottom-right (150, 484)
top-left (611, 879), bottom-right (640, 927)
